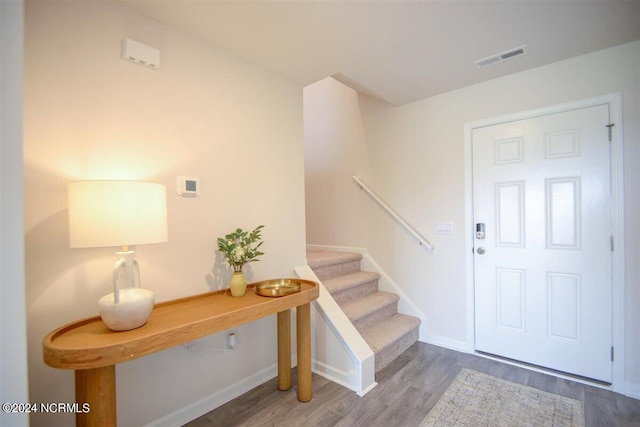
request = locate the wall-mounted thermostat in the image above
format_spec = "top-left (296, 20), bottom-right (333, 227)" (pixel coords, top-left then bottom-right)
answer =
top-left (177, 176), bottom-right (200, 197)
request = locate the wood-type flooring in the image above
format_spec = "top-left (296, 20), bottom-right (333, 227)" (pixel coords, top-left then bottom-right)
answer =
top-left (185, 342), bottom-right (640, 427)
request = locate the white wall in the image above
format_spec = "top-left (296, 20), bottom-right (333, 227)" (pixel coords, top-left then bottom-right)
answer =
top-left (304, 77), bottom-right (371, 245)
top-left (1, 1), bottom-right (29, 427)
top-left (304, 41), bottom-right (640, 394)
top-left (24, 1), bottom-right (305, 425)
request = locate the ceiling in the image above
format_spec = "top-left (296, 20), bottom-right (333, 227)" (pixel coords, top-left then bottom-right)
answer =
top-left (121, 0), bottom-right (640, 105)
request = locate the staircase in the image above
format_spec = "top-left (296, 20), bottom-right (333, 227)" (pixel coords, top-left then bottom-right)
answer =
top-left (307, 249), bottom-right (420, 372)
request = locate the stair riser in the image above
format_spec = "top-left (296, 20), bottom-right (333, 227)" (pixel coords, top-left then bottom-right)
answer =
top-left (375, 327), bottom-right (419, 373)
top-left (352, 302), bottom-right (398, 332)
top-left (332, 280), bottom-right (378, 305)
top-left (312, 260), bottom-right (362, 280)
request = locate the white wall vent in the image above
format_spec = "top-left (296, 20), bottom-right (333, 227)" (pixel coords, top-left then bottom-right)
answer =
top-left (475, 45), bottom-right (528, 69)
top-left (121, 38), bottom-right (160, 70)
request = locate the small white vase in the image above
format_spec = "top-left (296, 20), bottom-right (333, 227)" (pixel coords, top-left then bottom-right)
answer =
top-left (229, 271), bottom-right (247, 297)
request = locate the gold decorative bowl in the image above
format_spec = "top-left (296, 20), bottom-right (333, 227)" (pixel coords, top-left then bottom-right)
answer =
top-left (255, 278), bottom-right (304, 297)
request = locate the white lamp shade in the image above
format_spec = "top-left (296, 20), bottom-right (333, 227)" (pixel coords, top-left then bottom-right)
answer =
top-left (68, 180), bottom-right (168, 248)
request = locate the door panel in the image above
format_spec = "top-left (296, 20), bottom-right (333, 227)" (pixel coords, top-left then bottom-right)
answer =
top-left (546, 177), bottom-right (581, 248)
top-left (473, 104), bottom-right (612, 382)
top-left (496, 181), bottom-right (525, 246)
top-left (496, 268), bottom-right (525, 330)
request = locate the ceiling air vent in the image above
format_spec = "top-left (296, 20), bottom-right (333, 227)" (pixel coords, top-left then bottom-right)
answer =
top-left (475, 45), bottom-right (529, 69)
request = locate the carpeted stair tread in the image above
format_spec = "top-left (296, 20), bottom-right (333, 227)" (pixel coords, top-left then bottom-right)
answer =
top-left (306, 250), bottom-right (362, 268)
top-left (306, 250), bottom-right (364, 280)
top-left (360, 313), bottom-right (420, 354)
top-left (322, 270), bottom-right (380, 295)
top-left (375, 323), bottom-right (419, 372)
top-left (341, 291), bottom-right (399, 323)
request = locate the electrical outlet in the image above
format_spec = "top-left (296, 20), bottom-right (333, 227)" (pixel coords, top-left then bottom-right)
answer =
top-left (183, 343), bottom-right (198, 352)
top-left (226, 333), bottom-right (236, 351)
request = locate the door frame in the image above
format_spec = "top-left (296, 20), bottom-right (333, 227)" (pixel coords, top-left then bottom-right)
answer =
top-left (463, 93), bottom-right (625, 393)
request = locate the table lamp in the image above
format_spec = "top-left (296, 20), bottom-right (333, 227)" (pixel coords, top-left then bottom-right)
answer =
top-left (68, 180), bottom-right (168, 331)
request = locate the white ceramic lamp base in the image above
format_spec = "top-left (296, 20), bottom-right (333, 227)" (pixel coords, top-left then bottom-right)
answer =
top-left (99, 288), bottom-right (155, 331)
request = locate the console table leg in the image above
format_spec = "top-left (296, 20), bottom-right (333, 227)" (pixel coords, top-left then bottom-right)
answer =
top-left (296, 302), bottom-right (312, 402)
top-left (75, 365), bottom-right (116, 427)
top-left (277, 310), bottom-right (291, 391)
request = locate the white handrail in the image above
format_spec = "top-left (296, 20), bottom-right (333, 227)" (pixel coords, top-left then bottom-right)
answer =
top-left (352, 176), bottom-right (434, 251)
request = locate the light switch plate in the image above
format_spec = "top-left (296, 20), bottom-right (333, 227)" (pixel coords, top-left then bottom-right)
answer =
top-left (435, 222), bottom-right (454, 233)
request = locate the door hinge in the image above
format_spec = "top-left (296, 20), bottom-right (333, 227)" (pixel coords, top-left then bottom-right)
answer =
top-left (606, 123), bottom-right (615, 142)
top-left (611, 346), bottom-right (615, 362)
top-left (610, 235), bottom-right (614, 252)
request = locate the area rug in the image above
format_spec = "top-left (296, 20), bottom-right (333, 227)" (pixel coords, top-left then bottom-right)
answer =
top-left (420, 368), bottom-right (584, 427)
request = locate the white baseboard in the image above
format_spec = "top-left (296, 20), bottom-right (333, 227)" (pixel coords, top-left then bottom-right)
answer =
top-left (312, 358), bottom-right (378, 397)
top-left (312, 360), bottom-right (356, 390)
top-left (313, 359), bottom-right (352, 382)
top-left (420, 335), bottom-right (468, 353)
top-left (357, 381), bottom-right (378, 397)
top-left (625, 382), bottom-right (640, 400)
top-left (144, 364), bottom-right (278, 427)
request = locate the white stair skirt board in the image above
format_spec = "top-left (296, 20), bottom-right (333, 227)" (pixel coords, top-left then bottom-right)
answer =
top-left (295, 264), bottom-right (377, 396)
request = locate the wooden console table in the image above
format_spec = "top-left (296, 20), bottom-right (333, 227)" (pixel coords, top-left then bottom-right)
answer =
top-left (43, 280), bottom-right (319, 427)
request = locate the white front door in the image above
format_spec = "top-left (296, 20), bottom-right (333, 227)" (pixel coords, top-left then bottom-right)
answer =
top-left (472, 104), bottom-right (612, 383)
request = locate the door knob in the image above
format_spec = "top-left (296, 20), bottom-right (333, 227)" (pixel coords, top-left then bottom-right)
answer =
top-left (477, 247), bottom-right (486, 255)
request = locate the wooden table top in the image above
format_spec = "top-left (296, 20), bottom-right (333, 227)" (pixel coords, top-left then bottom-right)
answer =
top-left (43, 280), bottom-right (318, 370)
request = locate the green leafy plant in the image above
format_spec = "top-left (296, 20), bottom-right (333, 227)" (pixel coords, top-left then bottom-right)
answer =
top-left (217, 225), bottom-right (265, 272)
